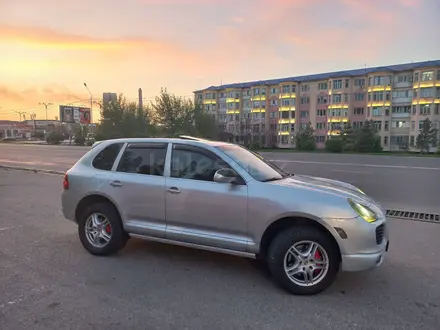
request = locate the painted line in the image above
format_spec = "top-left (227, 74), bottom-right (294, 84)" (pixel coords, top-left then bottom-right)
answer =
top-left (269, 159), bottom-right (440, 171)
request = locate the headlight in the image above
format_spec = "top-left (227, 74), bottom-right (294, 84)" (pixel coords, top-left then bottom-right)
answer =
top-left (348, 198), bottom-right (377, 223)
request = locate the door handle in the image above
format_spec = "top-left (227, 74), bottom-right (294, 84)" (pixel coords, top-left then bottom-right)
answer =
top-left (110, 180), bottom-right (123, 187)
top-left (167, 187), bottom-right (181, 194)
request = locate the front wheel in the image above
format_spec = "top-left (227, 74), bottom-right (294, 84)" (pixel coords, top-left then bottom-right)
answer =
top-left (267, 226), bottom-right (340, 295)
top-left (78, 202), bottom-right (129, 256)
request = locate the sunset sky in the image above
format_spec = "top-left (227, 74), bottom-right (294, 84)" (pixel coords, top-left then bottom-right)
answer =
top-left (0, 0), bottom-right (438, 121)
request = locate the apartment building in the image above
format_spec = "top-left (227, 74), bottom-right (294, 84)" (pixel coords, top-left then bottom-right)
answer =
top-left (194, 60), bottom-right (440, 151)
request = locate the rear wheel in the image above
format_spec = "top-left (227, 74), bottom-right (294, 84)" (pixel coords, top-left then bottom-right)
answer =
top-left (78, 202), bottom-right (128, 256)
top-left (267, 226), bottom-right (340, 295)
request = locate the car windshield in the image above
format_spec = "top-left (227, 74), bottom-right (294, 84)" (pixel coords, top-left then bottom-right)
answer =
top-left (216, 144), bottom-right (290, 182)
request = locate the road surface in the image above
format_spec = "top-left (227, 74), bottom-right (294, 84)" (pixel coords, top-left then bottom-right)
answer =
top-left (1, 143), bottom-right (439, 213)
top-left (0, 169), bottom-right (439, 330)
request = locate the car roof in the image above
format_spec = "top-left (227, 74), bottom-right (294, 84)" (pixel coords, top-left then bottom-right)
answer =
top-left (92, 136), bottom-right (235, 149)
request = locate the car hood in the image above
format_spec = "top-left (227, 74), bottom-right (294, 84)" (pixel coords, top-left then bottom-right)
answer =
top-left (271, 175), bottom-right (374, 206)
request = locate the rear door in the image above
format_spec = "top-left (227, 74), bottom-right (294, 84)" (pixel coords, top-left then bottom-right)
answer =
top-left (106, 142), bottom-right (168, 238)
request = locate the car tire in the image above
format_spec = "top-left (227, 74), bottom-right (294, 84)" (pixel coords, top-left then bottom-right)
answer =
top-left (267, 226), bottom-right (340, 295)
top-left (78, 202), bottom-right (129, 256)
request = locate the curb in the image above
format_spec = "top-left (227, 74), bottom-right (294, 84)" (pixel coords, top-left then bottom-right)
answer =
top-left (0, 165), bottom-right (64, 175)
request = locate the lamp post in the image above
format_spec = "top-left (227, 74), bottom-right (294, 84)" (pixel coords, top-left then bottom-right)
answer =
top-left (83, 83), bottom-right (93, 124)
top-left (39, 102), bottom-right (53, 120)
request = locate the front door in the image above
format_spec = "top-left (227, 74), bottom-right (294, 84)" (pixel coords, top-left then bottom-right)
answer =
top-left (165, 143), bottom-right (248, 251)
top-left (107, 142), bottom-right (168, 238)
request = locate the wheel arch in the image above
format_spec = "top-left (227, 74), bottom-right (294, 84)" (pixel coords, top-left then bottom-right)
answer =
top-left (75, 193), bottom-right (122, 223)
top-left (258, 216), bottom-right (342, 262)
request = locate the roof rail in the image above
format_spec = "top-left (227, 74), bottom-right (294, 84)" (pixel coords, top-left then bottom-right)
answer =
top-left (178, 135), bottom-right (208, 141)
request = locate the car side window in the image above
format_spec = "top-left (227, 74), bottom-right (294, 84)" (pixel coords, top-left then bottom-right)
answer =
top-left (92, 143), bottom-right (124, 171)
top-left (116, 143), bottom-right (168, 176)
top-left (171, 144), bottom-right (230, 182)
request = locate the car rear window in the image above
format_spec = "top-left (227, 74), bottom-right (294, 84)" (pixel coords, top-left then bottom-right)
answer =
top-left (92, 143), bottom-right (124, 171)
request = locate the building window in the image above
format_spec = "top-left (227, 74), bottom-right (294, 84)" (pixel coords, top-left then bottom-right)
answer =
top-left (316, 109), bottom-right (326, 116)
top-left (373, 121), bottom-right (382, 130)
top-left (354, 78), bottom-right (365, 87)
top-left (354, 93), bottom-right (365, 101)
top-left (332, 94), bottom-right (342, 103)
top-left (372, 107), bottom-right (383, 116)
top-left (270, 99), bottom-right (278, 106)
top-left (421, 71), bottom-right (434, 81)
top-left (392, 120), bottom-right (409, 129)
top-left (300, 97), bottom-right (309, 104)
top-left (384, 121), bottom-right (389, 131)
top-left (318, 83), bottom-right (328, 90)
top-left (290, 110), bottom-right (295, 118)
top-left (435, 104), bottom-right (439, 115)
top-left (316, 122), bottom-right (326, 130)
top-left (281, 85), bottom-right (290, 94)
top-left (420, 105), bottom-right (431, 115)
top-left (317, 96), bottom-right (327, 104)
top-left (373, 92), bottom-right (384, 101)
top-left (300, 111), bottom-right (309, 118)
top-left (392, 106), bottom-right (411, 114)
top-left (420, 88), bottom-right (434, 98)
top-left (345, 79), bottom-right (350, 88)
top-left (353, 107), bottom-right (364, 115)
top-left (301, 84), bottom-right (309, 92)
top-left (410, 136), bottom-right (415, 146)
top-left (315, 136), bottom-right (325, 143)
top-left (414, 72), bottom-right (419, 82)
top-left (411, 121), bottom-right (415, 130)
top-left (332, 80), bottom-right (342, 89)
top-left (384, 136), bottom-right (388, 145)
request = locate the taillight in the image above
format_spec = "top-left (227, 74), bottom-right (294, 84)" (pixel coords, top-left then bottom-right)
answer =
top-left (63, 173), bottom-right (69, 190)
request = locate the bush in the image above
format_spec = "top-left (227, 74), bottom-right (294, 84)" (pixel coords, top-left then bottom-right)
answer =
top-left (325, 137), bottom-right (343, 153)
top-left (46, 131), bottom-right (64, 145)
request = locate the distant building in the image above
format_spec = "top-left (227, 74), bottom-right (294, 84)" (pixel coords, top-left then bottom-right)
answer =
top-left (103, 92), bottom-right (118, 106)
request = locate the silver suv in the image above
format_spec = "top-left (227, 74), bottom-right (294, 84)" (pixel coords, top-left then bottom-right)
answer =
top-left (61, 136), bottom-right (389, 295)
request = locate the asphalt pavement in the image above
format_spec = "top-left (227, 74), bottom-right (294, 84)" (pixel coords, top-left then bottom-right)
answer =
top-left (1, 143), bottom-right (439, 214)
top-left (0, 169), bottom-right (439, 330)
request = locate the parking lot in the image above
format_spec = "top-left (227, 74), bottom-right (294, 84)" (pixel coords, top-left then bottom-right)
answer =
top-left (0, 168), bottom-right (439, 330)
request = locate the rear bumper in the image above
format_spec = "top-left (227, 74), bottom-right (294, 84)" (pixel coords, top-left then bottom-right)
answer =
top-left (342, 240), bottom-right (389, 272)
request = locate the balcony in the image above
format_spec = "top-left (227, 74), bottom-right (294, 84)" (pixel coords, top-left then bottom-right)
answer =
top-left (392, 97), bottom-right (412, 104)
top-left (414, 81), bottom-right (440, 89)
top-left (251, 95), bottom-right (266, 101)
top-left (251, 108), bottom-right (266, 113)
top-left (368, 85), bottom-right (392, 92)
top-left (394, 81), bottom-right (412, 89)
top-left (278, 118), bottom-right (295, 124)
top-left (279, 106), bottom-right (295, 111)
top-left (368, 101), bottom-right (391, 107)
top-left (279, 93), bottom-right (296, 99)
top-left (390, 127), bottom-right (410, 135)
top-left (203, 99), bottom-right (216, 105)
top-left (226, 98), bottom-right (240, 103)
top-left (391, 112), bottom-right (411, 118)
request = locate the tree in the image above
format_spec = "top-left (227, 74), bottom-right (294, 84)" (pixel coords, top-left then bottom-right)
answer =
top-left (354, 120), bottom-right (382, 153)
top-left (340, 121), bottom-right (356, 152)
top-left (96, 94), bottom-right (152, 140)
top-left (150, 88), bottom-right (195, 137)
top-left (325, 136), bottom-right (344, 153)
top-left (295, 122), bottom-right (316, 151)
top-left (416, 118), bottom-right (438, 154)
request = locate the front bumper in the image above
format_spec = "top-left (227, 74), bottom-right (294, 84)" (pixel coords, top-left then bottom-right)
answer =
top-left (342, 240), bottom-right (389, 272)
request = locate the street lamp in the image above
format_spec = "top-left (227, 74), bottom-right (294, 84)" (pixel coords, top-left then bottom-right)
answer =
top-left (83, 82), bottom-right (93, 123)
top-left (39, 102), bottom-right (53, 120)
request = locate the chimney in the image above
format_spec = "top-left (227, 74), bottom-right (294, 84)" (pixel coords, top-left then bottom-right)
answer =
top-left (138, 88), bottom-right (143, 111)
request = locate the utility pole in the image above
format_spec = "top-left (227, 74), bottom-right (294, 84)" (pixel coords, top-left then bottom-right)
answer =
top-left (39, 102), bottom-right (53, 120)
top-left (84, 83), bottom-right (93, 124)
top-left (14, 111), bottom-right (26, 121)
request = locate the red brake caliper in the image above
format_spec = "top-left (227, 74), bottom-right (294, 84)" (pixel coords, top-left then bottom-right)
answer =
top-left (314, 249), bottom-right (322, 275)
top-left (105, 224), bottom-right (112, 234)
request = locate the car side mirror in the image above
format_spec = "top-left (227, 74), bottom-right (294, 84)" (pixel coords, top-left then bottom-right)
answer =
top-left (214, 168), bottom-right (242, 184)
